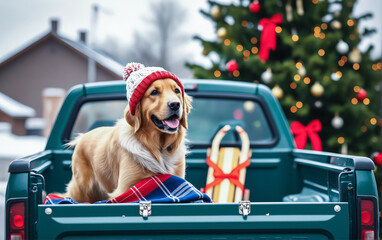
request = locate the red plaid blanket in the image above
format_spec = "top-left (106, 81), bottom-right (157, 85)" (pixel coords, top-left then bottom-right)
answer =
top-left (44, 174), bottom-right (212, 204)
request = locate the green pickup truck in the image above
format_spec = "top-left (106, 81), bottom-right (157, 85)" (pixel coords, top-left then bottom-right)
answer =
top-left (5, 79), bottom-right (379, 239)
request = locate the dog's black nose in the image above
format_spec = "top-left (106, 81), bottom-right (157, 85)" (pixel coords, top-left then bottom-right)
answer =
top-left (168, 100), bottom-right (180, 111)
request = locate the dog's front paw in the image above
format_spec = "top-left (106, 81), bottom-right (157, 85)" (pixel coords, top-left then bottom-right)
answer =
top-left (108, 189), bottom-right (125, 200)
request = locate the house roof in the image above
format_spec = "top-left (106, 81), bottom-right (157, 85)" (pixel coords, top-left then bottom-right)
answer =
top-left (0, 27), bottom-right (124, 78)
top-left (59, 36), bottom-right (124, 77)
top-left (0, 92), bottom-right (35, 118)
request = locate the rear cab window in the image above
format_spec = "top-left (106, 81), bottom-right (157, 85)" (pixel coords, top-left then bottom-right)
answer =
top-left (68, 93), bottom-right (277, 148)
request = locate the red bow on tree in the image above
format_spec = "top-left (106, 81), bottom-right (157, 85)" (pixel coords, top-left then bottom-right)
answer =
top-left (258, 13), bottom-right (283, 62)
top-left (291, 120), bottom-right (322, 151)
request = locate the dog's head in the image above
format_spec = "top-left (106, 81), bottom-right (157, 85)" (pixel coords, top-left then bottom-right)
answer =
top-left (125, 78), bottom-right (192, 134)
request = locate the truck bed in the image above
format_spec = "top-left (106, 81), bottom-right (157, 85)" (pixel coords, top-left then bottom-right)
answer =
top-left (7, 147), bottom-right (366, 239)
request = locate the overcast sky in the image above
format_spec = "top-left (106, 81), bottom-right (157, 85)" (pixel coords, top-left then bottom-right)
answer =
top-left (0, 0), bottom-right (380, 69)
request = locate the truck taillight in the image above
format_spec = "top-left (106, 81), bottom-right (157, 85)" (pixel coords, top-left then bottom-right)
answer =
top-left (11, 202), bottom-right (25, 230)
top-left (6, 199), bottom-right (28, 240)
top-left (358, 197), bottom-right (379, 240)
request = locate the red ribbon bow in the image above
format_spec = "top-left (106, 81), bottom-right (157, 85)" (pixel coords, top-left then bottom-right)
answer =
top-left (291, 120), bottom-right (322, 151)
top-left (258, 13), bottom-right (283, 62)
top-left (204, 156), bottom-right (250, 196)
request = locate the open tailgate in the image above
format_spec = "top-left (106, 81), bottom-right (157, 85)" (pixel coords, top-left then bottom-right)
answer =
top-left (37, 202), bottom-right (349, 239)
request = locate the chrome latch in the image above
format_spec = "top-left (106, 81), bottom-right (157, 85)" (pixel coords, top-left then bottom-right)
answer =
top-left (139, 201), bottom-right (151, 218)
top-left (239, 201), bottom-right (251, 217)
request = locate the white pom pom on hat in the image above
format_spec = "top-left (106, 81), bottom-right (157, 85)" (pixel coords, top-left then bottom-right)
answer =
top-left (122, 62), bottom-right (184, 115)
top-left (123, 62), bottom-right (144, 81)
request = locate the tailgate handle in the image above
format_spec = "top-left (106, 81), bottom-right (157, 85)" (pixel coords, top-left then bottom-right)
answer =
top-left (239, 201), bottom-right (251, 217)
top-left (139, 201), bottom-right (151, 218)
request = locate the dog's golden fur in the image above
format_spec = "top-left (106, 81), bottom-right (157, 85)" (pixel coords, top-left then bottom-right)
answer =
top-left (64, 79), bottom-right (192, 203)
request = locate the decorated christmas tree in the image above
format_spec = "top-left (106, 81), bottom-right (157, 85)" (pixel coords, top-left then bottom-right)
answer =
top-left (187, 0), bottom-right (382, 206)
top-left (187, 0), bottom-right (381, 159)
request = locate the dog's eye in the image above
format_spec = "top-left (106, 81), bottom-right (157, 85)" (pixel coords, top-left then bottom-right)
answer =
top-left (174, 89), bottom-right (180, 94)
top-left (151, 90), bottom-right (159, 96)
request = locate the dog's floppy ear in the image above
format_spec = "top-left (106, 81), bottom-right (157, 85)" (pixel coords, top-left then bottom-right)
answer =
top-left (125, 102), bottom-right (142, 133)
top-left (180, 93), bottom-right (192, 129)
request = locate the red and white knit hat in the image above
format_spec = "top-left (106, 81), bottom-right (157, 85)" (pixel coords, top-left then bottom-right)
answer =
top-left (122, 62), bottom-right (184, 115)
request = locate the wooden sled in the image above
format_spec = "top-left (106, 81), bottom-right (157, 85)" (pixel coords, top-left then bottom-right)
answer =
top-left (204, 125), bottom-right (252, 203)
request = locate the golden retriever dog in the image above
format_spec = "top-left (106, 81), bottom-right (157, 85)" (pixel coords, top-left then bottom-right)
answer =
top-left (65, 78), bottom-right (192, 203)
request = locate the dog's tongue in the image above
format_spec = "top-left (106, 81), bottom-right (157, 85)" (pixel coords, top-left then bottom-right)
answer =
top-left (163, 118), bottom-right (179, 129)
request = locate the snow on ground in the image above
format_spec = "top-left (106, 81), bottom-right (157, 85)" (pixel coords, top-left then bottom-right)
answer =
top-left (0, 181), bottom-right (6, 205)
top-left (0, 131), bottom-right (46, 160)
top-left (0, 126), bottom-right (45, 240)
top-left (0, 123), bottom-right (46, 181)
top-left (0, 181), bottom-right (5, 240)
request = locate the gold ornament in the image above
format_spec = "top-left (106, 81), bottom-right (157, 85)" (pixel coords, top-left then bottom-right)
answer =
top-left (349, 48), bottom-right (362, 63)
top-left (331, 20), bottom-right (342, 30)
top-left (202, 48), bottom-right (209, 56)
top-left (211, 6), bottom-right (221, 19)
top-left (217, 27), bottom-right (227, 40)
top-left (272, 85), bottom-right (284, 99)
top-left (311, 82), bottom-right (324, 97)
